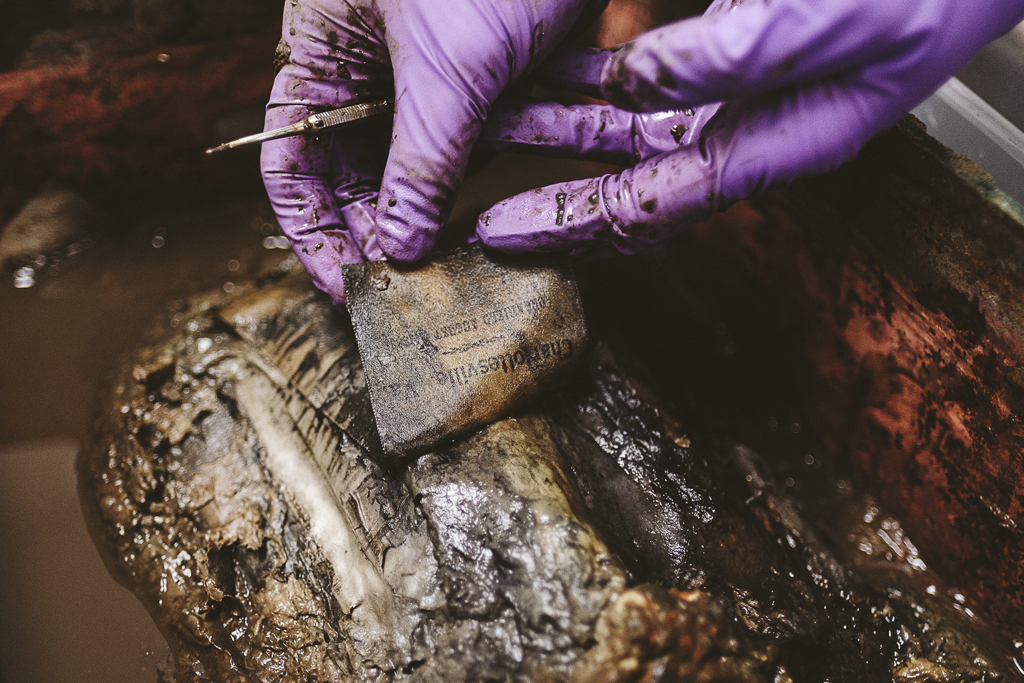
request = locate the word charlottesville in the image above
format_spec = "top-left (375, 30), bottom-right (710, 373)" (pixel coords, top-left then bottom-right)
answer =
top-left (434, 339), bottom-right (575, 388)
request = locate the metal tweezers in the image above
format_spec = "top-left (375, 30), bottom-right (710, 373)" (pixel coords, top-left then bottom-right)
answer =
top-left (205, 99), bottom-right (393, 154)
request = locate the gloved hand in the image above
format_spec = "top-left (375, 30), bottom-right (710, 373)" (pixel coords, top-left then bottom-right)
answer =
top-left (476, 0), bottom-right (1024, 255)
top-left (260, 0), bottom-right (601, 306)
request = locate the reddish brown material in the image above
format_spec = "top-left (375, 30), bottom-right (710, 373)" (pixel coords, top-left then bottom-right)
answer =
top-left (659, 119), bottom-right (1024, 644)
top-left (0, 31), bottom-right (278, 226)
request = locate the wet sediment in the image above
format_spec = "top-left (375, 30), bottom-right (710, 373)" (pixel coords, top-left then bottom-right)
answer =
top-left (79, 263), bottom-right (1019, 682)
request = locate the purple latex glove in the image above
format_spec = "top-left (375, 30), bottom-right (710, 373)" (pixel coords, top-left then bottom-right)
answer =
top-left (477, 0), bottom-right (1024, 255)
top-left (260, 0), bottom-right (600, 306)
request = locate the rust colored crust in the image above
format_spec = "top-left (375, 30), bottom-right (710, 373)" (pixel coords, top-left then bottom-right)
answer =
top-left (0, 31), bottom-right (277, 226)
top-left (661, 119), bottom-right (1024, 643)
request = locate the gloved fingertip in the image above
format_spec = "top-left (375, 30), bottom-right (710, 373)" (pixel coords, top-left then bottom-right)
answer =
top-left (338, 200), bottom-right (384, 261)
top-left (475, 204), bottom-right (531, 253)
top-left (475, 209), bottom-right (502, 249)
top-left (361, 240), bottom-right (385, 262)
top-left (476, 189), bottom-right (594, 254)
top-left (375, 217), bottom-right (437, 263)
top-left (599, 46), bottom-right (647, 113)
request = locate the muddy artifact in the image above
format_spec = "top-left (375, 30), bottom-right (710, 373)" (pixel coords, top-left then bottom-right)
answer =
top-left (79, 259), bottom-right (1019, 682)
top-left (344, 245), bottom-right (588, 457)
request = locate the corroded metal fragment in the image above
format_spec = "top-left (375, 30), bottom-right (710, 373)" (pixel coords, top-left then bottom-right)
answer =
top-left (343, 245), bottom-right (587, 456)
